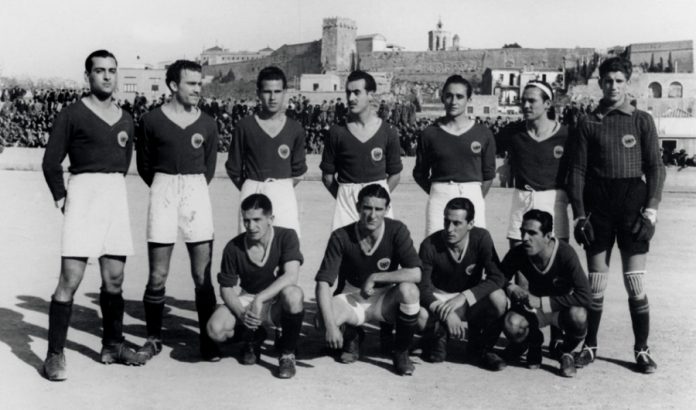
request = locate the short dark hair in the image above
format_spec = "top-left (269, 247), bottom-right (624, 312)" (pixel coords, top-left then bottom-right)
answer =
top-left (444, 197), bottom-right (475, 222)
top-left (257, 66), bottom-right (287, 89)
top-left (85, 50), bottom-right (117, 72)
top-left (357, 184), bottom-right (391, 207)
top-left (599, 57), bottom-right (633, 80)
top-left (442, 75), bottom-right (472, 99)
top-left (166, 60), bottom-right (202, 91)
top-left (346, 70), bottom-right (376, 93)
top-left (522, 209), bottom-right (553, 235)
top-left (241, 193), bottom-right (273, 215)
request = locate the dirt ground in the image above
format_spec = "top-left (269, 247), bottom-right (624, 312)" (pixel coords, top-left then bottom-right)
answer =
top-left (1, 170), bottom-right (694, 409)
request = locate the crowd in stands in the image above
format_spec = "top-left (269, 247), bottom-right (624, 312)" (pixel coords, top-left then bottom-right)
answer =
top-left (2, 87), bottom-right (694, 167)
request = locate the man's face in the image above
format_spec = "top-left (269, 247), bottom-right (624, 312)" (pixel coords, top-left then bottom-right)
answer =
top-left (441, 82), bottom-right (469, 118)
top-left (171, 69), bottom-right (202, 107)
top-left (346, 79), bottom-right (372, 115)
top-left (257, 79), bottom-right (286, 115)
top-left (520, 219), bottom-right (552, 256)
top-left (85, 57), bottom-right (117, 98)
top-left (358, 196), bottom-right (388, 232)
top-left (600, 71), bottom-right (628, 105)
top-left (242, 208), bottom-right (273, 241)
top-left (521, 87), bottom-right (550, 121)
top-left (443, 208), bottom-right (473, 245)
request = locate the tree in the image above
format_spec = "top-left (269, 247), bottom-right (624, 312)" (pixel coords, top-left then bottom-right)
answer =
top-left (666, 52), bottom-right (674, 73)
top-left (649, 53), bottom-right (656, 72)
top-left (657, 57), bottom-right (664, 72)
top-left (502, 43), bottom-right (522, 48)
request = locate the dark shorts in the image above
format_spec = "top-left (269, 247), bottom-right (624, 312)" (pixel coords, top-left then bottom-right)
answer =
top-left (584, 177), bottom-right (649, 256)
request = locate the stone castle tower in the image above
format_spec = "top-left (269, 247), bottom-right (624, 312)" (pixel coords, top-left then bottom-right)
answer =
top-left (321, 17), bottom-right (357, 73)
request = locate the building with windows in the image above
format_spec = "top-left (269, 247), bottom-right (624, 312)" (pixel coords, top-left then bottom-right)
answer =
top-left (199, 46), bottom-right (274, 65)
top-left (116, 66), bottom-right (168, 103)
top-left (482, 66), bottom-right (564, 106)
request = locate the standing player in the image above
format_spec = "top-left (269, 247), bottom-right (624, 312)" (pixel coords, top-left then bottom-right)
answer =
top-left (315, 184), bottom-right (422, 375)
top-left (567, 57), bottom-right (665, 373)
top-left (413, 75), bottom-right (496, 234)
top-left (496, 80), bottom-right (571, 249)
top-left (226, 66), bottom-right (307, 236)
top-left (136, 60), bottom-right (220, 362)
top-left (501, 210), bottom-right (591, 377)
top-left (41, 50), bottom-right (142, 381)
top-left (418, 198), bottom-right (508, 370)
top-left (207, 194), bottom-right (304, 379)
top-left (320, 70), bottom-right (403, 230)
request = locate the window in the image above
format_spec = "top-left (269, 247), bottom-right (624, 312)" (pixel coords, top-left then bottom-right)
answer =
top-left (124, 84), bottom-right (137, 92)
top-left (509, 73), bottom-right (516, 86)
top-left (483, 106), bottom-right (490, 114)
top-left (668, 82), bottom-right (683, 98)
top-left (467, 106), bottom-right (474, 114)
top-left (542, 74), bottom-right (547, 82)
top-left (151, 84), bottom-right (159, 92)
top-left (648, 82), bottom-right (662, 98)
top-left (313, 83), bottom-right (319, 91)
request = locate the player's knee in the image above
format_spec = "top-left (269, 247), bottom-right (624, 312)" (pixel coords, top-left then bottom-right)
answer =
top-left (561, 307), bottom-right (587, 334)
top-left (487, 289), bottom-right (508, 318)
top-left (503, 312), bottom-right (529, 344)
top-left (396, 282), bottom-right (419, 303)
top-left (280, 285), bottom-right (304, 313)
top-left (147, 270), bottom-right (168, 290)
top-left (623, 271), bottom-right (646, 299)
top-left (588, 271), bottom-right (609, 299)
top-left (206, 319), bottom-right (228, 343)
top-left (417, 307), bottom-right (429, 331)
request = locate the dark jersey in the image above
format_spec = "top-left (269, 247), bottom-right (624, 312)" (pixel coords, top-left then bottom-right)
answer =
top-left (413, 122), bottom-right (496, 187)
top-left (225, 116), bottom-right (307, 182)
top-left (218, 227), bottom-right (303, 294)
top-left (42, 100), bottom-right (134, 201)
top-left (418, 227), bottom-right (506, 309)
top-left (136, 107), bottom-right (218, 186)
top-left (501, 240), bottom-right (591, 311)
top-left (315, 218), bottom-right (421, 289)
top-left (567, 101), bottom-right (666, 216)
top-left (320, 121), bottom-right (403, 183)
top-left (495, 122), bottom-right (570, 191)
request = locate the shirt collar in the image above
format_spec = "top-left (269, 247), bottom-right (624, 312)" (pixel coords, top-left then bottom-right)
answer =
top-left (594, 99), bottom-right (635, 119)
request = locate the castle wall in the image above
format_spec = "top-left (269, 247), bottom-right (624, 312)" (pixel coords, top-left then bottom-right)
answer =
top-left (627, 40), bottom-right (693, 73)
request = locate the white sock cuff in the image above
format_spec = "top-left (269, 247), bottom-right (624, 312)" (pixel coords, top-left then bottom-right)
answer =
top-left (399, 302), bottom-right (420, 316)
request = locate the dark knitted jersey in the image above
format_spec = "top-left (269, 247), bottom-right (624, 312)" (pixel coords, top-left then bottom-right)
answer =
top-left (567, 101), bottom-right (666, 215)
top-left (217, 227), bottom-right (303, 294)
top-left (225, 116), bottom-right (307, 181)
top-left (136, 107), bottom-right (218, 186)
top-left (315, 218), bottom-right (421, 289)
top-left (42, 100), bottom-right (134, 201)
top-left (501, 240), bottom-right (591, 310)
top-left (413, 122), bottom-right (496, 186)
top-left (418, 227), bottom-right (506, 308)
top-left (496, 122), bottom-right (570, 191)
top-left (320, 121), bottom-right (403, 183)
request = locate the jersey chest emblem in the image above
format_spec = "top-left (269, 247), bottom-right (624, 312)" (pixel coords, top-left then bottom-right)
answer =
top-left (371, 147), bottom-right (384, 162)
top-left (278, 144), bottom-right (290, 159)
top-left (117, 131), bottom-right (129, 147)
top-left (191, 133), bottom-right (204, 149)
top-left (621, 134), bottom-right (637, 148)
top-left (553, 145), bottom-right (564, 159)
top-left (465, 264), bottom-right (475, 276)
top-left (377, 257), bottom-right (391, 271)
top-left (470, 141), bottom-right (482, 154)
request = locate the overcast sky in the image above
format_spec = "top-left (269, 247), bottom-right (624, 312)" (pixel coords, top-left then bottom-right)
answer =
top-left (1, 0), bottom-right (695, 82)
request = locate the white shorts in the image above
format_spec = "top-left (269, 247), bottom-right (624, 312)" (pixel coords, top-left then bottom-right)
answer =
top-left (62, 173), bottom-right (133, 257)
top-left (506, 188), bottom-right (569, 240)
top-left (426, 181), bottom-right (486, 235)
top-left (147, 173), bottom-right (214, 243)
top-left (238, 291), bottom-right (277, 326)
top-left (335, 283), bottom-right (393, 326)
top-left (239, 178), bottom-right (300, 237)
top-left (332, 180), bottom-right (394, 230)
top-left (432, 289), bottom-right (459, 303)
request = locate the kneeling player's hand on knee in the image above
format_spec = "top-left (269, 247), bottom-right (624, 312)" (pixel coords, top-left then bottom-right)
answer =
top-left (243, 307), bottom-right (262, 329)
top-left (506, 284), bottom-right (529, 305)
top-left (573, 216), bottom-right (595, 247)
top-left (325, 325), bottom-right (343, 350)
top-left (445, 313), bottom-right (465, 340)
top-left (360, 275), bottom-right (376, 299)
top-left (632, 209), bottom-right (656, 241)
top-left (437, 295), bottom-right (466, 322)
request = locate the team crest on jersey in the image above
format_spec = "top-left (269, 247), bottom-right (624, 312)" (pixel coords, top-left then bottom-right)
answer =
top-left (553, 145), bottom-right (564, 159)
top-left (377, 258), bottom-right (391, 271)
top-left (278, 144), bottom-right (291, 159)
top-left (471, 141), bottom-right (482, 154)
top-left (465, 264), bottom-right (476, 276)
top-left (191, 133), bottom-right (204, 149)
top-left (117, 131), bottom-right (129, 147)
top-left (371, 147), bottom-right (384, 162)
top-left (622, 134), bottom-right (637, 148)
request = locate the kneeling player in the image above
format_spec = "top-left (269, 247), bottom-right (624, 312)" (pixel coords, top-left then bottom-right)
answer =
top-left (315, 184), bottom-right (422, 375)
top-left (207, 194), bottom-right (304, 379)
top-left (501, 210), bottom-right (591, 377)
top-left (418, 198), bottom-right (507, 370)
